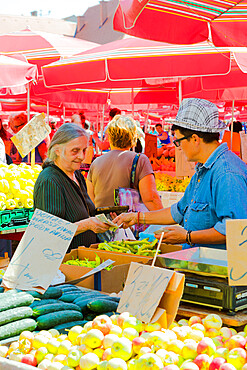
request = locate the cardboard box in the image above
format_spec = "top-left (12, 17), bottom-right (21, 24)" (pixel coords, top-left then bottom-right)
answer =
top-left (60, 247), bottom-right (148, 293)
top-left (90, 243), bottom-right (182, 259)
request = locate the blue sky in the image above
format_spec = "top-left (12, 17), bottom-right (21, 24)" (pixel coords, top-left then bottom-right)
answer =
top-left (1, 0), bottom-right (100, 19)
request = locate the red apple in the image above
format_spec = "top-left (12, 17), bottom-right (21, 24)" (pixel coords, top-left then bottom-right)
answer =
top-left (225, 335), bottom-right (246, 350)
top-left (132, 336), bottom-right (146, 354)
top-left (194, 353), bottom-right (212, 369)
top-left (189, 316), bottom-right (203, 327)
top-left (21, 353), bottom-right (37, 367)
top-left (197, 338), bottom-right (216, 356)
top-left (227, 347), bottom-right (247, 369)
top-left (209, 357), bottom-right (226, 370)
top-left (219, 363), bottom-right (237, 370)
top-left (92, 314), bottom-right (112, 335)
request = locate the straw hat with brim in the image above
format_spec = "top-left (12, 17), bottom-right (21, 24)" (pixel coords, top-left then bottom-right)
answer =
top-left (172, 98), bottom-right (228, 133)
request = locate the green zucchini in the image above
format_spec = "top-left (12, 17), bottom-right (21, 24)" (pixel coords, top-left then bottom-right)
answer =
top-left (73, 297), bottom-right (103, 313)
top-left (32, 302), bottom-right (82, 317)
top-left (26, 287), bottom-right (62, 299)
top-left (73, 292), bottom-right (104, 305)
top-left (59, 292), bottom-right (86, 303)
top-left (0, 306), bottom-right (33, 325)
top-left (0, 318), bottom-right (37, 340)
top-left (0, 306), bottom-right (33, 326)
top-left (87, 299), bottom-right (119, 314)
top-left (37, 310), bottom-right (83, 330)
top-left (30, 299), bottom-right (60, 308)
top-left (0, 292), bottom-right (34, 312)
top-left (54, 320), bottom-right (88, 334)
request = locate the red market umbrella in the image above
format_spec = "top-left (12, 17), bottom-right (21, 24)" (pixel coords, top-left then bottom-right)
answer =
top-left (42, 38), bottom-right (231, 90)
top-left (0, 55), bottom-right (37, 94)
top-left (0, 28), bottom-right (98, 74)
top-left (113, 0), bottom-right (247, 47)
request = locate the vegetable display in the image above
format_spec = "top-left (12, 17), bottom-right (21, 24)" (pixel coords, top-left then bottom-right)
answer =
top-left (96, 238), bottom-right (158, 256)
top-left (63, 254), bottom-right (113, 269)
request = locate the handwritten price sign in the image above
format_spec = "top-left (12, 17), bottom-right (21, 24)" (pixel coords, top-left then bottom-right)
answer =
top-left (226, 219), bottom-right (247, 286)
top-left (117, 262), bottom-right (174, 323)
top-left (2, 209), bottom-right (77, 292)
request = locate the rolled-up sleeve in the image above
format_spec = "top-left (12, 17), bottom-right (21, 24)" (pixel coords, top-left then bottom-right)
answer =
top-left (213, 173), bottom-right (247, 235)
top-left (171, 202), bottom-right (184, 224)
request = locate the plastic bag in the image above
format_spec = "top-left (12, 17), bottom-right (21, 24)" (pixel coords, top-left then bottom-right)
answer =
top-left (112, 227), bottom-right (136, 241)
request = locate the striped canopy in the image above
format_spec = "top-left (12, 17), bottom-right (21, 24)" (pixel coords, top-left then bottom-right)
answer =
top-left (42, 37), bottom-right (231, 89)
top-left (0, 28), bottom-right (98, 74)
top-left (113, 0), bottom-right (247, 47)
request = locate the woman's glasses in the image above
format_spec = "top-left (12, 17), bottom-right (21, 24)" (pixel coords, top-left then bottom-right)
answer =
top-left (173, 134), bottom-right (192, 147)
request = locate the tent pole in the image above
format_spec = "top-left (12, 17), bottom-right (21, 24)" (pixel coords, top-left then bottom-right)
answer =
top-left (47, 101), bottom-right (49, 126)
top-left (178, 79), bottom-right (182, 106)
top-left (131, 87), bottom-right (134, 117)
top-left (27, 82), bottom-right (35, 168)
top-left (100, 105), bottom-right (105, 154)
top-left (231, 100), bottom-right (234, 151)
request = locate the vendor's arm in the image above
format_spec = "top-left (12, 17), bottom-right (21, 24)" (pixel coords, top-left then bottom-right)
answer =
top-left (113, 206), bottom-right (176, 229)
top-left (139, 174), bottom-right (163, 210)
top-left (157, 132), bottom-right (168, 141)
top-left (86, 179), bottom-right (95, 204)
top-left (156, 225), bottom-right (225, 245)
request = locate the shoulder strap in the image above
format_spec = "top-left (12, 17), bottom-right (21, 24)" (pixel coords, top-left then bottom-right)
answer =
top-left (130, 153), bottom-right (141, 188)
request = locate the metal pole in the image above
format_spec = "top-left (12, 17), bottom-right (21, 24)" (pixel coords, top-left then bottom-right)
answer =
top-left (178, 79), bottom-right (182, 106)
top-left (131, 87), bottom-right (134, 117)
top-left (230, 100), bottom-right (235, 151)
top-left (47, 101), bottom-right (49, 125)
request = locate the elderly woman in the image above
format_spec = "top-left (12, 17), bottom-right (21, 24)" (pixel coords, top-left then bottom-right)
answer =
top-left (87, 115), bottom-right (163, 210)
top-left (33, 123), bottom-right (110, 251)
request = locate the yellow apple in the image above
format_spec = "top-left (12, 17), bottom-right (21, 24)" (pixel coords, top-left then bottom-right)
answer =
top-left (81, 329), bottom-right (104, 349)
top-left (79, 352), bottom-right (100, 370)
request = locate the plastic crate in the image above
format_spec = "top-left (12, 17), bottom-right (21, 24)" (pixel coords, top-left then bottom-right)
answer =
top-left (0, 208), bottom-right (34, 231)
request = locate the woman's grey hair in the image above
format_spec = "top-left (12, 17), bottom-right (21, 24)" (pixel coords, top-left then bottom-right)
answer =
top-left (43, 123), bottom-right (88, 168)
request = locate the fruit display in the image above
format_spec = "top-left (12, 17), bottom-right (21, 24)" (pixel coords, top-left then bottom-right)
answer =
top-left (150, 156), bottom-right (176, 172)
top-left (155, 172), bottom-right (191, 192)
top-left (1, 311), bottom-right (247, 370)
top-left (0, 162), bottom-right (42, 210)
top-left (95, 239), bottom-right (158, 256)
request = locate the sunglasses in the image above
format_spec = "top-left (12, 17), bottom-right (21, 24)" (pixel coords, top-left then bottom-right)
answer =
top-left (173, 134), bottom-right (192, 147)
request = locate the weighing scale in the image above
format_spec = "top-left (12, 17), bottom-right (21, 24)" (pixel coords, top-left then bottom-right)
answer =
top-left (158, 248), bottom-right (247, 315)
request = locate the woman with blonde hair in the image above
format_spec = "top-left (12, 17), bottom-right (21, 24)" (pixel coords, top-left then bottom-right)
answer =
top-left (87, 115), bottom-right (163, 210)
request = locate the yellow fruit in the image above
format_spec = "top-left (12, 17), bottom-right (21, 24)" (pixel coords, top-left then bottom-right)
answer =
top-left (0, 179), bottom-right (9, 193)
top-left (0, 192), bottom-right (6, 202)
top-left (14, 198), bottom-right (24, 209)
top-left (5, 199), bottom-right (16, 210)
top-left (24, 198), bottom-right (34, 208)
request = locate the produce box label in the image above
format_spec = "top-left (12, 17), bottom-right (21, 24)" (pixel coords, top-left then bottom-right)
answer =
top-left (11, 113), bottom-right (51, 158)
top-left (2, 209), bottom-right (77, 292)
top-left (226, 219), bottom-right (247, 286)
top-left (117, 262), bottom-right (174, 323)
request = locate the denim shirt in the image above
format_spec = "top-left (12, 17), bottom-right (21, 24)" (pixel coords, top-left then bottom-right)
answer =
top-left (171, 143), bottom-right (247, 250)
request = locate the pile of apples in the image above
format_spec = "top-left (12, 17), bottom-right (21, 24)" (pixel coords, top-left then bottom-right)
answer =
top-left (0, 163), bottom-right (42, 210)
top-left (154, 173), bottom-right (191, 192)
top-left (1, 312), bottom-right (247, 370)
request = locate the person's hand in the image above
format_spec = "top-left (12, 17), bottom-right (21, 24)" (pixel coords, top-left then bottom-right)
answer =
top-left (154, 225), bottom-right (187, 245)
top-left (88, 217), bottom-right (110, 234)
top-left (112, 212), bottom-right (137, 229)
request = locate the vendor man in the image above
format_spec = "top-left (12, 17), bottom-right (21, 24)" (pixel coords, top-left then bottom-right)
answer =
top-left (114, 98), bottom-right (247, 250)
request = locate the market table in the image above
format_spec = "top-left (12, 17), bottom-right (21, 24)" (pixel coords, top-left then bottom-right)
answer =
top-left (177, 302), bottom-right (247, 329)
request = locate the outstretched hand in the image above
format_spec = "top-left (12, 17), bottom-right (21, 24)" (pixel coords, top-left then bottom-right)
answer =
top-left (112, 212), bottom-right (137, 229)
top-left (154, 225), bottom-right (187, 245)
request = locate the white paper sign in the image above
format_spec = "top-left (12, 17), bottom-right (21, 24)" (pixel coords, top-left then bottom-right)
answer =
top-left (2, 209), bottom-right (77, 292)
top-left (226, 219), bottom-right (247, 286)
top-left (117, 262), bottom-right (174, 322)
top-left (11, 113), bottom-right (51, 157)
